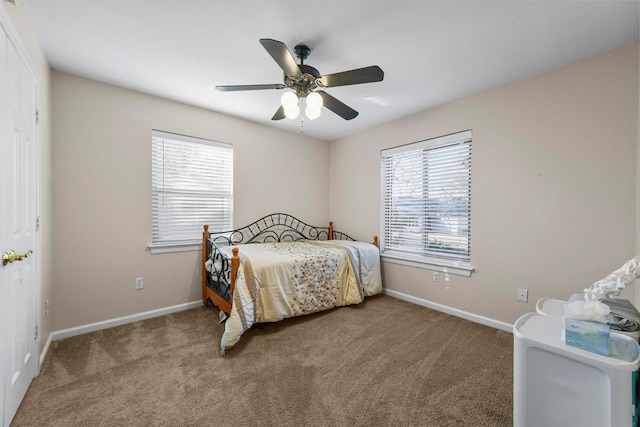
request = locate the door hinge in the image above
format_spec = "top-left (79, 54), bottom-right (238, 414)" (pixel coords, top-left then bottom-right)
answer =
top-left (36, 215), bottom-right (40, 231)
top-left (35, 324), bottom-right (40, 341)
top-left (35, 109), bottom-right (40, 124)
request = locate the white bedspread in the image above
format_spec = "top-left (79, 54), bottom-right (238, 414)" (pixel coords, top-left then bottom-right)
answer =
top-left (218, 240), bottom-right (382, 353)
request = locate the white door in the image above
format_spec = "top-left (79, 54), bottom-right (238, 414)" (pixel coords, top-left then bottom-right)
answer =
top-left (0, 28), bottom-right (38, 427)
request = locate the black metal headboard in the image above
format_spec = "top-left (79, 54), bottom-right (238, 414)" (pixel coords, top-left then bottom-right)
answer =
top-left (208, 213), bottom-right (354, 246)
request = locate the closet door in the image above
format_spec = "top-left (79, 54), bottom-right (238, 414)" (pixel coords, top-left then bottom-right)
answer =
top-left (0, 28), bottom-right (38, 427)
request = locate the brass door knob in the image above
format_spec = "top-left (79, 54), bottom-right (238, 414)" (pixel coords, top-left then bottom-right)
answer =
top-left (2, 249), bottom-right (33, 266)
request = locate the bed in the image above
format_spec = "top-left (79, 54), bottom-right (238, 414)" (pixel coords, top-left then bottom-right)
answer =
top-left (202, 213), bottom-right (382, 355)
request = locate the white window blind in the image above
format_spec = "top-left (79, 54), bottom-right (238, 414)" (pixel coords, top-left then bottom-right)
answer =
top-left (381, 130), bottom-right (472, 268)
top-left (151, 130), bottom-right (233, 250)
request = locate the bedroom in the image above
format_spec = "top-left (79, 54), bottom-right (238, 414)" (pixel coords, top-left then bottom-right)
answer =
top-left (0, 0), bottom-right (639, 425)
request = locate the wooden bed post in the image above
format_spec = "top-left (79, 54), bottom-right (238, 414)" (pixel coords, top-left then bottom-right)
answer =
top-left (202, 224), bottom-right (238, 316)
top-left (373, 235), bottom-right (379, 247)
top-left (230, 247), bottom-right (240, 298)
top-left (329, 221), bottom-right (334, 240)
top-left (202, 225), bottom-right (210, 305)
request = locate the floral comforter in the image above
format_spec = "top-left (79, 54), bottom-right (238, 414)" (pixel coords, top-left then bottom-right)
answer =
top-left (217, 240), bottom-right (382, 354)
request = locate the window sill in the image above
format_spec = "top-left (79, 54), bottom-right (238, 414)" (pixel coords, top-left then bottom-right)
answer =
top-left (148, 243), bottom-right (200, 254)
top-left (381, 252), bottom-right (473, 277)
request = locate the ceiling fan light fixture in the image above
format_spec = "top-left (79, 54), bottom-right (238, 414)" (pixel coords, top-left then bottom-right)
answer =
top-left (306, 92), bottom-right (323, 109)
top-left (284, 105), bottom-right (300, 119)
top-left (281, 91), bottom-right (299, 109)
top-left (304, 91), bottom-right (323, 120)
top-left (305, 106), bottom-right (321, 120)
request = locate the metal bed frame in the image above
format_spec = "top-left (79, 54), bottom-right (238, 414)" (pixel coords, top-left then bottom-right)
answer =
top-left (201, 213), bottom-right (359, 317)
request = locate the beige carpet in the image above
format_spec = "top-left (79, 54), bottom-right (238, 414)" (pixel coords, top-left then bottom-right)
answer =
top-left (12, 295), bottom-right (513, 426)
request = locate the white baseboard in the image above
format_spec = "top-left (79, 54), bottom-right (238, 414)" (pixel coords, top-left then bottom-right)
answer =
top-left (47, 300), bottom-right (204, 344)
top-left (383, 288), bottom-right (513, 333)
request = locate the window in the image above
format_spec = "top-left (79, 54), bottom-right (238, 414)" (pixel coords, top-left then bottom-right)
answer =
top-left (151, 130), bottom-right (233, 253)
top-left (381, 130), bottom-right (472, 276)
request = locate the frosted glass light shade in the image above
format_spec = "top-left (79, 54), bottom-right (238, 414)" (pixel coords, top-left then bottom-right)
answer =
top-left (304, 92), bottom-right (322, 120)
top-left (307, 92), bottom-right (323, 109)
top-left (281, 91), bottom-right (299, 109)
top-left (284, 106), bottom-right (300, 119)
top-left (305, 106), bottom-right (321, 120)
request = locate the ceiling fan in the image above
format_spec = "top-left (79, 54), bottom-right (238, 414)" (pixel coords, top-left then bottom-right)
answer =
top-left (215, 38), bottom-right (384, 121)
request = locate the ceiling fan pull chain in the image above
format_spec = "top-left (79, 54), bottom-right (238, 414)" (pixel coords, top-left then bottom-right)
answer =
top-left (300, 115), bottom-right (304, 134)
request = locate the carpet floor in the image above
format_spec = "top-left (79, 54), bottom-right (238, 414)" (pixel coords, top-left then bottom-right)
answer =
top-left (12, 294), bottom-right (513, 426)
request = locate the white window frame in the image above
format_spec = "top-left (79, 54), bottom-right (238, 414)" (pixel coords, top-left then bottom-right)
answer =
top-left (149, 130), bottom-right (233, 254)
top-left (380, 130), bottom-right (473, 277)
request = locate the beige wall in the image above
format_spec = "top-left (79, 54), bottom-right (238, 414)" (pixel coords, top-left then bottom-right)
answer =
top-left (52, 72), bottom-right (329, 330)
top-left (330, 42), bottom-right (639, 325)
top-left (2, 1), bottom-right (53, 354)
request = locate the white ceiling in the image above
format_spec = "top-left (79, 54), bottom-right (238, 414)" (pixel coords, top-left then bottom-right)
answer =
top-left (25, 0), bottom-right (639, 141)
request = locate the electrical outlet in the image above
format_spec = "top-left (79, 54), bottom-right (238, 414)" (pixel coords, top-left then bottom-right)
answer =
top-left (517, 288), bottom-right (528, 302)
top-left (45, 299), bottom-right (50, 316)
top-left (135, 277), bottom-right (144, 290)
top-left (433, 271), bottom-right (440, 282)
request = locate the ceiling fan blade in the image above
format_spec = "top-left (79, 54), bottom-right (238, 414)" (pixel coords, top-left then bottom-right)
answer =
top-left (319, 66), bottom-right (384, 88)
top-left (216, 84), bottom-right (286, 92)
top-left (317, 91), bottom-right (358, 120)
top-left (259, 38), bottom-right (303, 78)
top-left (272, 106), bottom-right (285, 121)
